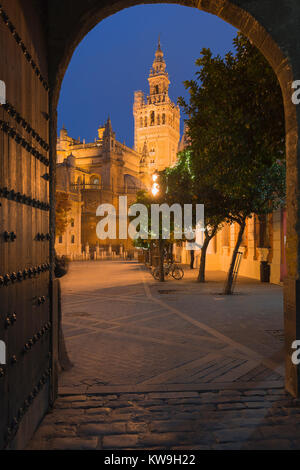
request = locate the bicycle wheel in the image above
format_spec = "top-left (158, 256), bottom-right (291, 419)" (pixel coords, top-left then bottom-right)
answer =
top-left (172, 266), bottom-right (184, 280)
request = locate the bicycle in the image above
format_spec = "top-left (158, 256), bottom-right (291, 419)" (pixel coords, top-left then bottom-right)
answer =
top-left (152, 262), bottom-right (184, 281)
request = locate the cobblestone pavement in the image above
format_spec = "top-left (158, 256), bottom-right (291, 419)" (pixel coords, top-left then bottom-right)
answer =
top-left (27, 261), bottom-right (294, 450)
top-left (28, 387), bottom-right (300, 450)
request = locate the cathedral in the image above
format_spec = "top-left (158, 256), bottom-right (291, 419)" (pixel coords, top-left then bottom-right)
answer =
top-left (55, 39), bottom-right (181, 258)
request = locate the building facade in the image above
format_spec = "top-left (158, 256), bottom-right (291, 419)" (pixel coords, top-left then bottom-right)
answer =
top-left (55, 39), bottom-right (180, 257)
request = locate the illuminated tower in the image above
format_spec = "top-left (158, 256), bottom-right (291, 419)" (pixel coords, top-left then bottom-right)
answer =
top-left (133, 37), bottom-right (180, 172)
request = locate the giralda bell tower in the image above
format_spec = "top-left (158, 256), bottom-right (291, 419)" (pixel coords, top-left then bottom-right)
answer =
top-left (133, 37), bottom-right (180, 172)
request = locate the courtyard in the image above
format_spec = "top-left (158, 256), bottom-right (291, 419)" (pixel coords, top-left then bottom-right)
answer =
top-left (27, 260), bottom-right (300, 450)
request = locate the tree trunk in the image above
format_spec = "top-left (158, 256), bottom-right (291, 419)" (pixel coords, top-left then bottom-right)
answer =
top-left (158, 239), bottom-right (165, 282)
top-left (169, 243), bottom-right (174, 263)
top-left (190, 250), bottom-right (194, 269)
top-left (224, 219), bottom-right (246, 295)
top-left (197, 226), bottom-right (218, 283)
top-left (149, 241), bottom-right (153, 266)
top-left (197, 236), bottom-right (210, 282)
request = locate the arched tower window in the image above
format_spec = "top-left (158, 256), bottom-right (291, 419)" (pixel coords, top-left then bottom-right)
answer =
top-left (162, 113), bottom-right (166, 125)
top-left (157, 114), bottom-right (160, 125)
top-left (150, 111), bottom-right (155, 126)
top-left (144, 116), bottom-right (147, 127)
top-left (155, 85), bottom-right (159, 94)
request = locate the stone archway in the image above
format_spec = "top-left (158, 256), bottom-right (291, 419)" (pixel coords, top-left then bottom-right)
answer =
top-left (1, 0), bottom-right (300, 450)
top-left (47, 0), bottom-right (300, 397)
top-left (2, 0), bottom-right (300, 451)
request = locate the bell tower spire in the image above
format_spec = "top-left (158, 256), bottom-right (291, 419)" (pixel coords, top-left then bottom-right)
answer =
top-left (148, 37), bottom-right (170, 101)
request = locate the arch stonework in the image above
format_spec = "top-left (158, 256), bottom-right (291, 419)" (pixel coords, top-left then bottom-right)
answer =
top-left (1, 0), bottom-right (300, 449)
top-left (47, 0), bottom-right (300, 396)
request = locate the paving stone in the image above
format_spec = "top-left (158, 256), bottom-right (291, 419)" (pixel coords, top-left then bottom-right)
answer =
top-left (291, 439), bottom-right (300, 449)
top-left (243, 390), bottom-right (267, 396)
top-left (126, 422), bottom-right (149, 434)
top-left (49, 437), bottom-right (99, 450)
top-left (219, 390), bottom-right (242, 397)
top-left (212, 442), bottom-right (242, 450)
top-left (172, 445), bottom-right (210, 450)
top-left (177, 404), bottom-right (217, 412)
top-left (197, 392), bottom-right (218, 400)
top-left (139, 412), bottom-right (173, 421)
top-left (217, 402), bottom-right (246, 410)
top-left (32, 424), bottom-right (77, 439)
top-left (214, 427), bottom-right (261, 443)
top-left (244, 401), bottom-right (273, 409)
top-left (266, 389), bottom-right (287, 396)
top-left (43, 410), bottom-right (87, 424)
top-left (103, 401), bottom-right (133, 409)
top-left (237, 408), bottom-right (271, 419)
top-left (122, 394), bottom-right (147, 400)
top-left (102, 434), bottom-right (140, 449)
top-left (238, 396), bottom-right (266, 403)
top-left (143, 400), bottom-right (166, 407)
top-left (78, 422), bottom-right (126, 436)
top-left (167, 398), bottom-right (203, 405)
top-left (148, 392), bottom-right (199, 399)
top-left (59, 395), bottom-right (87, 402)
top-left (263, 395), bottom-right (289, 402)
top-left (103, 395), bottom-right (118, 400)
top-left (110, 413), bottom-right (136, 422)
top-left (258, 425), bottom-right (298, 439)
top-left (86, 395), bottom-right (106, 402)
top-left (200, 396), bottom-right (253, 404)
top-left (242, 439), bottom-right (293, 450)
top-left (139, 432), bottom-right (191, 447)
top-left (84, 407), bottom-right (112, 415)
top-left (149, 420), bottom-right (195, 433)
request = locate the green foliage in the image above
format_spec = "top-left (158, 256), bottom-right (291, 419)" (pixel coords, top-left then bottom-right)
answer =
top-left (178, 33), bottom-right (286, 224)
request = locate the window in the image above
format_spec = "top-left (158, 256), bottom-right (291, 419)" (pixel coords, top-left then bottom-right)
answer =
top-left (58, 235), bottom-right (62, 244)
top-left (144, 116), bottom-right (147, 127)
top-left (155, 85), bottom-right (159, 94)
top-left (150, 111), bottom-right (155, 125)
top-left (162, 113), bottom-right (166, 124)
top-left (157, 114), bottom-right (160, 125)
top-left (70, 218), bottom-right (74, 227)
top-left (71, 235), bottom-right (75, 244)
top-left (140, 117), bottom-right (143, 127)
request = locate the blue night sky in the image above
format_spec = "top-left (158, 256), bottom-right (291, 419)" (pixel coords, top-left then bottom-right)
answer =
top-left (57, 4), bottom-right (237, 149)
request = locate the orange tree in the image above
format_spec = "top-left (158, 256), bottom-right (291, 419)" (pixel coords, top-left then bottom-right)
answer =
top-left (179, 33), bottom-right (285, 293)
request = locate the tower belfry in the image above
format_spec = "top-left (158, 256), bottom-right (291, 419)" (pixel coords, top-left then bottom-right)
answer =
top-left (148, 36), bottom-right (170, 102)
top-left (133, 38), bottom-right (180, 172)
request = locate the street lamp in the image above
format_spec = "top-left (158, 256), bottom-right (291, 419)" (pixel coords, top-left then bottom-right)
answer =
top-left (151, 172), bottom-right (159, 197)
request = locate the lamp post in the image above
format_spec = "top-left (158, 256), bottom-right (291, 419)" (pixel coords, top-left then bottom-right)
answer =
top-left (150, 172), bottom-right (165, 281)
